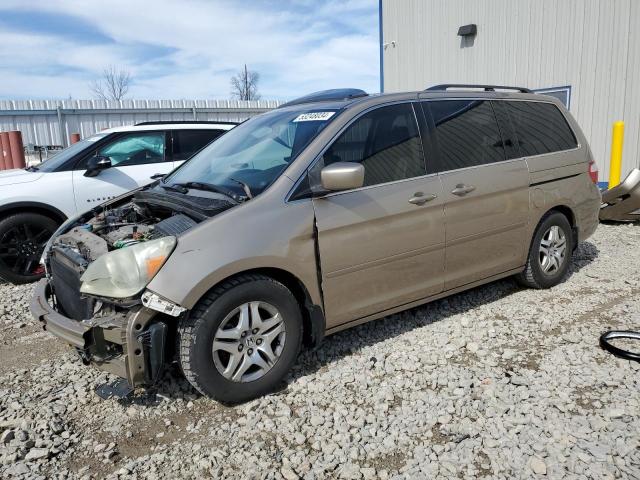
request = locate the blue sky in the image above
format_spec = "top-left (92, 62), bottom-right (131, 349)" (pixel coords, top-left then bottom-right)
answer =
top-left (0, 0), bottom-right (380, 100)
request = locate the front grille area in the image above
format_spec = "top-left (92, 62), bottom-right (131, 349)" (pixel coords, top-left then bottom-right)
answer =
top-left (49, 248), bottom-right (95, 321)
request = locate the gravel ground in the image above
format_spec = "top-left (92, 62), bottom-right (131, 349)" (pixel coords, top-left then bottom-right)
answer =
top-left (1, 223), bottom-right (639, 479)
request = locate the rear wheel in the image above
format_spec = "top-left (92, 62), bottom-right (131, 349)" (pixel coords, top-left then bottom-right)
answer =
top-left (178, 274), bottom-right (302, 403)
top-left (516, 211), bottom-right (573, 289)
top-left (0, 213), bottom-right (58, 284)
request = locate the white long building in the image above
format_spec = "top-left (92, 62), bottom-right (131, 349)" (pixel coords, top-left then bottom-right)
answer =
top-left (380, 0), bottom-right (640, 184)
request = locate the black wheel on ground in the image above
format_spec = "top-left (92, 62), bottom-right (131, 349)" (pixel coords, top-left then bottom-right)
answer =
top-left (178, 274), bottom-right (303, 403)
top-left (0, 213), bottom-right (58, 284)
top-left (516, 211), bottom-right (574, 289)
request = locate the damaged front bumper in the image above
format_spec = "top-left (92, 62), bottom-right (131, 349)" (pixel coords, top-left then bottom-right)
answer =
top-left (30, 279), bottom-right (169, 389)
top-left (600, 168), bottom-right (640, 222)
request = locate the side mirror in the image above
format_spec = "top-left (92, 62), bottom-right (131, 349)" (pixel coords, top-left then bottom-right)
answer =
top-left (84, 155), bottom-right (111, 177)
top-left (320, 162), bottom-right (365, 192)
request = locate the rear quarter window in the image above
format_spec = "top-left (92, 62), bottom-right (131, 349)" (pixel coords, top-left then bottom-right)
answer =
top-left (505, 101), bottom-right (578, 156)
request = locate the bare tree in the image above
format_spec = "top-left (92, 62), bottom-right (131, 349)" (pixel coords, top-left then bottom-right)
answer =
top-left (230, 64), bottom-right (261, 101)
top-left (90, 65), bottom-right (131, 101)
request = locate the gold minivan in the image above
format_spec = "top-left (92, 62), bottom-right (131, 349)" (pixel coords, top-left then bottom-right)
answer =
top-left (31, 85), bottom-right (601, 402)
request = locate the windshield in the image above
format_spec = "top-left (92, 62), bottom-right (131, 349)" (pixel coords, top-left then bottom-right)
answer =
top-left (164, 107), bottom-right (341, 197)
top-left (36, 133), bottom-right (108, 172)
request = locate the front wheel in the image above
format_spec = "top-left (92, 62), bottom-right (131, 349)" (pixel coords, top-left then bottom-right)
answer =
top-left (0, 213), bottom-right (59, 284)
top-left (516, 211), bottom-right (573, 289)
top-left (178, 274), bottom-right (302, 403)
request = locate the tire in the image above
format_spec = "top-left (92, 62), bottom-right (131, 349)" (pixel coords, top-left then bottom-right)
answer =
top-left (0, 213), bottom-right (59, 284)
top-left (178, 274), bottom-right (303, 403)
top-left (516, 211), bottom-right (573, 289)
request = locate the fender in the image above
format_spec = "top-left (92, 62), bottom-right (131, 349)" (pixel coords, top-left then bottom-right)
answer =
top-left (0, 201), bottom-right (68, 223)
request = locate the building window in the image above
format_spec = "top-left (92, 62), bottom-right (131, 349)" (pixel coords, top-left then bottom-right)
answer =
top-left (532, 86), bottom-right (572, 109)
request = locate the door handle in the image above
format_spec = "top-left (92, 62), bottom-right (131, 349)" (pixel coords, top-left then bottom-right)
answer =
top-left (451, 184), bottom-right (476, 196)
top-left (408, 192), bottom-right (437, 205)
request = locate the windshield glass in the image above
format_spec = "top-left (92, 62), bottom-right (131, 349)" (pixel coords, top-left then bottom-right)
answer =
top-left (164, 107), bottom-right (341, 196)
top-left (36, 133), bottom-right (108, 172)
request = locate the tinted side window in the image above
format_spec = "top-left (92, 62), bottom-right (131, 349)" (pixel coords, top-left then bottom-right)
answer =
top-left (323, 103), bottom-right (426, 187)
top-left (173, 130), bottom-right (224, 161)
top-left (506, 101), bottom-right (577, 156)
top-left (491, 101), bottom-right (520, 160)
top-left (429, 100), bottom-right (505, 171)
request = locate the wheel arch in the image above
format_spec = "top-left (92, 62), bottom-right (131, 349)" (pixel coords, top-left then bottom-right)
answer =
top-left (0, 202), bottom-right (67, 225)
top-left (547, 204), bottom-right (575, 227)
top-left (191, 267), bottom-right (325, 349)
top-left (543, 204), bottom-right (578, 248)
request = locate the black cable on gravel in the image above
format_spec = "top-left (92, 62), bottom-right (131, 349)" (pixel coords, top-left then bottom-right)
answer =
top-left (599, 330), bottom-right (640, 362)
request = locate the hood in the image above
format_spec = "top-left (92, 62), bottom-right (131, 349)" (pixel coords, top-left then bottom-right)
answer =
top-left (0, 168), bottom-right (44, 186)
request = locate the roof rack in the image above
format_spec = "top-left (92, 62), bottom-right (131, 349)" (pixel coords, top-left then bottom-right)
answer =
top-left (279, 88), bottom-right (368, 108)
top-left (425, 84), bottom-right (533, 94)
top-left (134, 120), bottom-right (238, 126)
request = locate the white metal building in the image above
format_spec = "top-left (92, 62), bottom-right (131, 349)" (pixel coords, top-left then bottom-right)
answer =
top-left (380, 0), bottom-right (640, 185)
top-left (0, 99), bottom-right (281, 148)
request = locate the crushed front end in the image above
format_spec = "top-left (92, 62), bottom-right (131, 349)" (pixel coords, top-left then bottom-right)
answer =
top-left (30, 278), bottom-right (167, 389)
top-left (30, 186), bottom-right (236, 391)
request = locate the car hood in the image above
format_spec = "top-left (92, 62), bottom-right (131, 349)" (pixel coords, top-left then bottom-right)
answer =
top-left (0, 169), bottom-right (44, 186)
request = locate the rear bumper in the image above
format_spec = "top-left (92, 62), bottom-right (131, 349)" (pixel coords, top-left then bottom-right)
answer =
top-left (576, 181), bottom-right (602, 243)
top-left (30, 279), bottom-right (165, 388)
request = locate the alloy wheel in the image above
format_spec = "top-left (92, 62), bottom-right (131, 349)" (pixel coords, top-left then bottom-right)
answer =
top-left (212, 301), bottom-right (286, 383)
top-left (538, 225), bottom-right (567, 275)
top-left (0, 223), bottom-right (52, 276)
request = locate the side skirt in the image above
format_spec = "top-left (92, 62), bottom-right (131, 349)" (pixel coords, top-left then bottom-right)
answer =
top-left (324, 267), bottom-right (524, 336)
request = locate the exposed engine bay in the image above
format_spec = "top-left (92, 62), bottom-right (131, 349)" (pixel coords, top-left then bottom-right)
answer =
top-left (53, 206), bottom-right (196, 264)
top-left (52, 189), bottom-right (236, 262)
top-left (45, 189), bottom-right (236, 322)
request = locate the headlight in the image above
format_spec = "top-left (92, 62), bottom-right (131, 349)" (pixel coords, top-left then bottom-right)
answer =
top-left (80, 236), bottom-right (176, 298)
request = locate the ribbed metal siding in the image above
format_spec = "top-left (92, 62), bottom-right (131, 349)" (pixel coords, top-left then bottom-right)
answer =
top-left (0, 99), bottom-right (282, 147)
top-left (382, 0), bottom-right (640, 180)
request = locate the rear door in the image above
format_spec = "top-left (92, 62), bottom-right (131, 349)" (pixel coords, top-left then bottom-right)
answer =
top-left (171, 129), bottom-right (226, 167)
top-left (424, 99), bottom-right (529, 289)
top-left (312, 102), bottom-right (445, 327)
top-left (71, 131), bottom-right (172, 212)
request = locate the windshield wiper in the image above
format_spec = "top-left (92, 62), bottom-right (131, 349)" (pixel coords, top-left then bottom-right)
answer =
top-left (170, 182), bottom-right (244, 203)
top-left (229, 178), bottom-right (253, 199)
top-left (25, 165), bottom-right (39, 172)
top-left (160, 183), bottom-right (188, 194)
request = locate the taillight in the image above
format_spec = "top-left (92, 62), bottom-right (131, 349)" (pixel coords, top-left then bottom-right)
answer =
top-left (588, 159), bottom-right (599, 184)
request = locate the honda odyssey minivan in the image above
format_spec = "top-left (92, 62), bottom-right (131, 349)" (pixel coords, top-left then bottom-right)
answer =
top-left (31, 86), bottom-right (601, 403)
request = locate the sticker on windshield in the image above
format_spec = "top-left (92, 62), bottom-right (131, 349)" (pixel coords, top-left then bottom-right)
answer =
top-left (293, 111), bottom-right (335, 122)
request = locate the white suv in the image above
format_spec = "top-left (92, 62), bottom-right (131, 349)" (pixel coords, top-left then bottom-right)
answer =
top-left (0, 122), bottom-right (235, 283)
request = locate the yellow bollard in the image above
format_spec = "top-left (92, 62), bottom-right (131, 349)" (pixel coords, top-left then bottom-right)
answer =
top-left (608, 121), bottom-right (624, 188)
